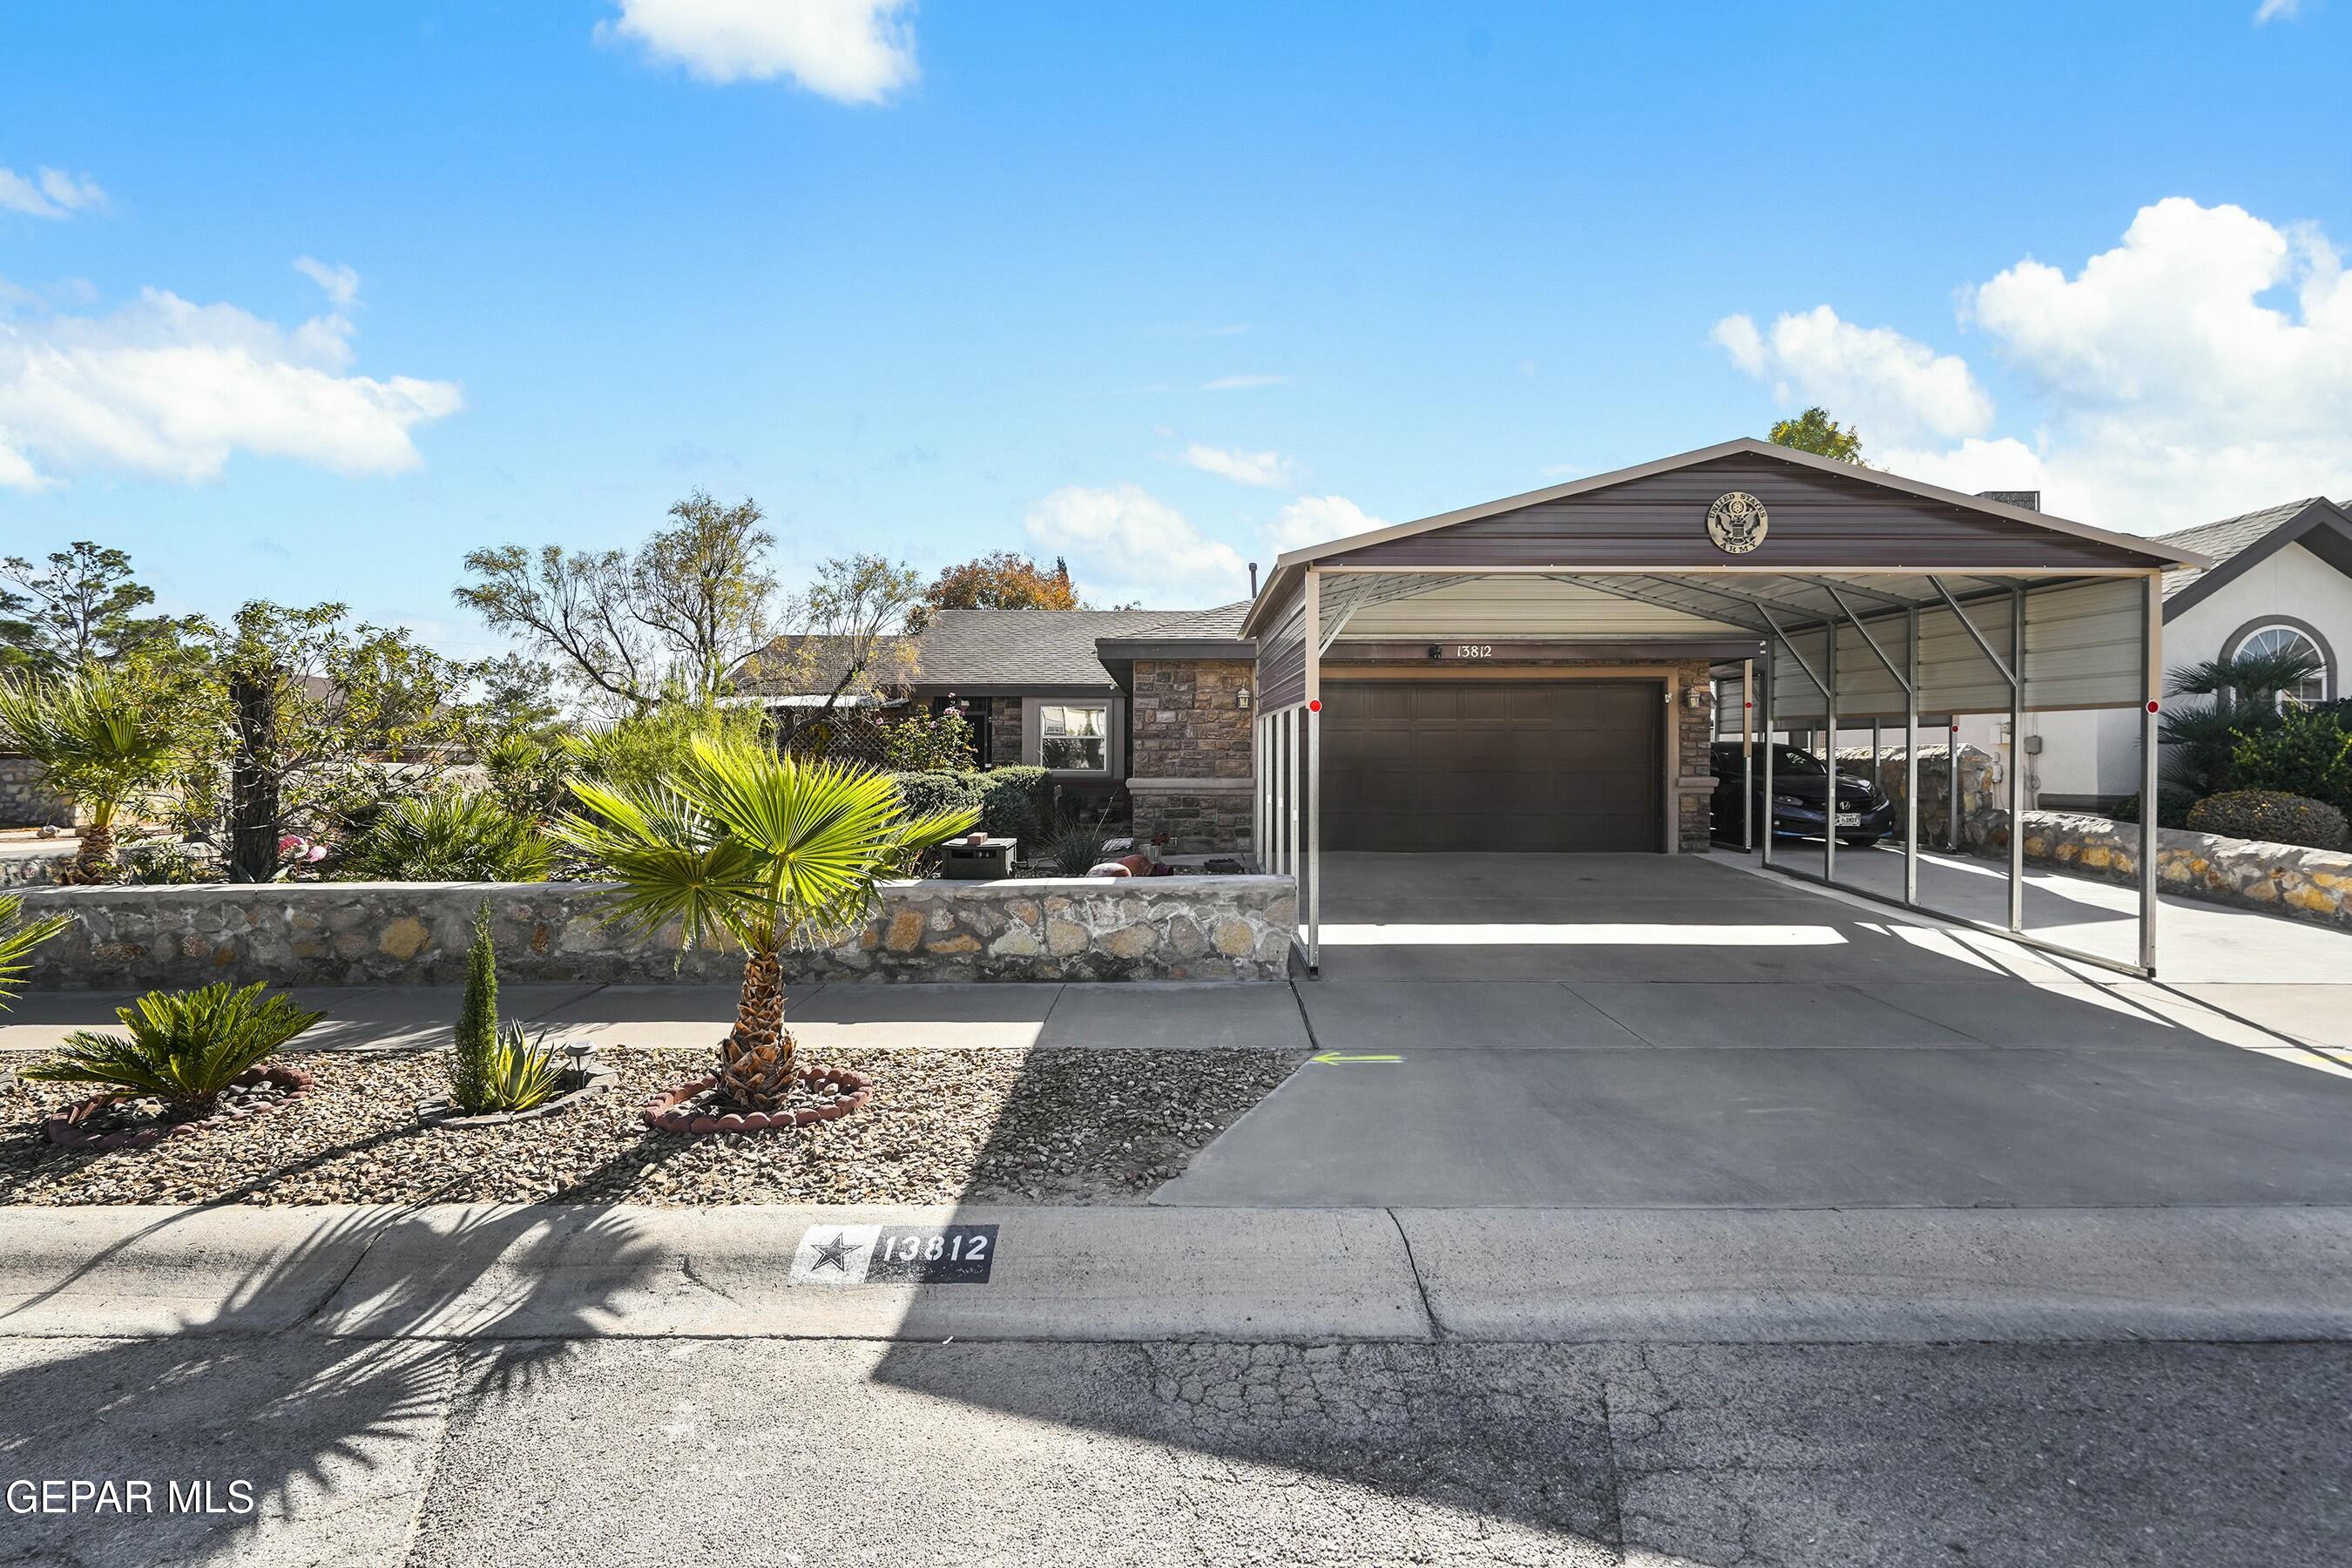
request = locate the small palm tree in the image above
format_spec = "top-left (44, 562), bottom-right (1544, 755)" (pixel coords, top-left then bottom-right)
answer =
top-left (0, 893), bottom-right (70, 1011)
top-left (23, 981), bottom-right (324, 1113)
top-left (551, 738), bottom-right (976, 1110)
top-left (2161, 645), bottom-right (2331, 801)
top-left (0, 664), bottom-right (181, 882)
top-left (336, 791), bottom-right (553, 882)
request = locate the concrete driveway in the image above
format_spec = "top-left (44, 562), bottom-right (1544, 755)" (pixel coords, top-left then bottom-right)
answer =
top-left (1159, 851), bottom-right (2352, 1207)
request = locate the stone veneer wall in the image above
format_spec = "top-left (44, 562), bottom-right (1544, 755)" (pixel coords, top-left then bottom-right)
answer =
top-left (983, 697), bottom-right (1023, 769)
top-left (1833, 743), bottom-right (2004, 843)
top-left (1668, 661), bottom-right (1713, 853)
top-left (1128, 658), bottom-right (1255, 855)
top-left (16, 876), bottom-right (1296, 990)
top-left (1963, 809), bottom-right (2352, 930)
top-left (0, 757), bottom-right (78, 829)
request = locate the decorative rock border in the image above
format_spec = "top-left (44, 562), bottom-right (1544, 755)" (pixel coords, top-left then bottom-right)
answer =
top-left (413, 1067), bottom-right (620, 1130)
top-left (1973, 808), bottom-right (2352, 931)
top-left (641, 1064), bottom-right (873, 1134)
top-left (43, 1064), bottom-right (314, 1150)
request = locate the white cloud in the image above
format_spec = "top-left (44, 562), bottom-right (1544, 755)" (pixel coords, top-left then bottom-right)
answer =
top-left (1713, 198), bottom-right (2352, 529)
top-left (0, 270), bottom-right (463, 491)
top-left (1024, 484), bottom-right (1248, 605)
top-left (0, 166), bottom-right (105, 220)
top-left (1268, 495), bottom-right (1389, 554)
top-left (1180, 443), bottom-right (1299, 488)
top-left (2255, 0), bottom-right (2301, 21)
top-left (1710, 304), bottom-right (1993, 443)
top-left (600, 0), bottom-right (916, 102)
top-left (294, 256), bottom-right (361, 307)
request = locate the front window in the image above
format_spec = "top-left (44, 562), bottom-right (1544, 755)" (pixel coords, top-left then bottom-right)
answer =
top-left (2232, 625), bottom-right (2328, 707)
top-left (1040, 704), bottom-right (1108, 771)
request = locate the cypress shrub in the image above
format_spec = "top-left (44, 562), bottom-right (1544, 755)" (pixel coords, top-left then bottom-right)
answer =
top-left (452, 902), bottom-right (498, 1113)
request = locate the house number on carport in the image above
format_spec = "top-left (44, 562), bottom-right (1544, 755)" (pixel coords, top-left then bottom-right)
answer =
top-left (1707, 491), bottom-right (1769, 554)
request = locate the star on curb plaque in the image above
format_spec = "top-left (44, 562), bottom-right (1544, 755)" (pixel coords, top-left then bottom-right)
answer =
top-left (808, 1232), bottom-right (862, 1273)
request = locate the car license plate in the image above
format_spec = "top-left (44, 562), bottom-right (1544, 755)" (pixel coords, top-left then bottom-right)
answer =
top-left (1835, 812), bottom-right (1862, 828)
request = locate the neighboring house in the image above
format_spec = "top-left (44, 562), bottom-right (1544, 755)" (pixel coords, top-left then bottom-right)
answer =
top-left (2010, 497), bottom-right (2352, 811)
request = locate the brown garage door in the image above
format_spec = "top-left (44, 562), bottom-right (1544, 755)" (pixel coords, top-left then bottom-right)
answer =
top-left (1319, 679), bottom-right (1663, 852)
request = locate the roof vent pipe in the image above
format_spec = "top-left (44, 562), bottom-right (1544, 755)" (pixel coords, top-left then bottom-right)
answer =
top-left (1248, 562), bottom-right (1259, 595)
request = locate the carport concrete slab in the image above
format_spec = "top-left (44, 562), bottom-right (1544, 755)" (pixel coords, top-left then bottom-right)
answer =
top-left (1297, 981), bottom-right (1646, 1051)
top-left (2166, 983), bottom-right (2352, 1051)
top-left (1397, 1206), bottom-right (2352, 1342)
top-left (1568, 981), bottom-right (1977, 1048)
top-left (1038, 983), bottom-right (1308, 1051)
top-left (1154, 1043), bottom-right (2352, 1209)
top-left (311, 1204), bottom-right (1428, 1342)
top-left (1872, 979), bottom-right (2270, 1051)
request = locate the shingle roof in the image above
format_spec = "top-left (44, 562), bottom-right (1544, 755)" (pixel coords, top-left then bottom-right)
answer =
top-left (2155, 499), bottom-right (2326, 599)
top-left (905, 608), bottom-right (1219, 691)
top-left (1098, 601), bottom-right (1252, 640)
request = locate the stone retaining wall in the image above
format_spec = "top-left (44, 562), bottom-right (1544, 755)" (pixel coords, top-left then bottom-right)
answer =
top-left (15, 875), bottom-right (1298, 990)
top-left (0, 757), bottom-right (77, 829)
top-left (1969, 808), bottom-right (2352, 930)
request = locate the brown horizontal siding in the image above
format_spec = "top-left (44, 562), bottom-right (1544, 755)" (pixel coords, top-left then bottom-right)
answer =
top-left (1330, 456), bottom-right (2156, 573)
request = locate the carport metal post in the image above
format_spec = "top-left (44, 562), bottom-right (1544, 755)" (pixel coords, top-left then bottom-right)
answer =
top-left (1904, 605), bottom-right (1920, 907)
top-left (1822, 612), bottom-right (1836, 886)
top-left (2009, 586), bottom-right (2025, 931)
top-left (1823, 583), bottom-right (1916, 908)
top-left (1759, 642), bottom-right (1775, 868)
top-left (1741, 658), bottom-right (1754, 853)
top-left (2140, 573), bottom-right (2161, 973)
top-left (1303, 566), bottom-right (1321, 976)
top-left (1947, 718), bottom-right (1960, 853)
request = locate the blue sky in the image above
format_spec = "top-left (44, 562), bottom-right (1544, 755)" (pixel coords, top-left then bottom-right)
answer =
top-left (3, 2), bottom-right (2349, 652)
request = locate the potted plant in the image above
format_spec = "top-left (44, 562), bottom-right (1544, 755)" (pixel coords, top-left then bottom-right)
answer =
top-left (415, 902), bottom-right (614, 1126)
top-left (551, 737), bottom-right (976, 1132)
top-left (0, 663), bottom-right (182, 883)
top-left (23, 981), bottom-right (323, 1148)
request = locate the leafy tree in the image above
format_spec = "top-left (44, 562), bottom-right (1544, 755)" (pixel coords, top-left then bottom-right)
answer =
top-left (0, 543), bottom-right (182, 673)
top-left (552, 739), bottom-right (977, 1111)
top-left (454, 490), bottom-right (778, 715)
top-left (909, 551), bottom-right (1080, 632)
top-left (0, 663), bottom-right (185, 882)
top-left (740, 553), bottom-right (925, 749)
top-left (879, 708), bottom-right (976, 771)
top-left (1767, 407), bottom-right (1867, 463)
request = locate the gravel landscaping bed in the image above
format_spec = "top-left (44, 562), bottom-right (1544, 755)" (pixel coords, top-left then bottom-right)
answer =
top-left (0, 1046), bottom-right (1303, 1207)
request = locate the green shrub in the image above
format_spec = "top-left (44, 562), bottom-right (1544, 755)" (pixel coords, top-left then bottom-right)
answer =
top-left (23, 981), bottom-right (323, 1112)
top-left (483, 732), bottom-right (578, 823)
top-left (335, 792), bottom-right (553, 882)
top-left (453, 902), bottom-right (498, 1113)
top-left (2227, 706), bottom-right (2352, 823)
top-left (879, 709), bottom-right (976, 772)
top-left (569, 699), bottom-right (767, 798)
top-left (888, 769), bottom-right (983, 825)
top-left (2184, 789), bottom-right (2349, 850)
top-left (974, 766), bottom-right (1051, 843)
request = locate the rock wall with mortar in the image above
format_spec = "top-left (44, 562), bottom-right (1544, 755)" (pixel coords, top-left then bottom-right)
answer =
top-left (16, 875), bottom-right (1298, 990)
top-left (1129, 659), bottom-right (1255, 854)
top-left (1968, 808), bottom-right (2352, 930)
top-left (0, 757), bottom-right (77, 829)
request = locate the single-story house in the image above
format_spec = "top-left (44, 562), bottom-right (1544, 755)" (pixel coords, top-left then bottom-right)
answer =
top-left (1997, 496), bottom-right (2352, 811)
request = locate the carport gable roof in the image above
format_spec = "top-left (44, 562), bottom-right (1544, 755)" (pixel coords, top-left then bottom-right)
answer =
top-left (1241, 439), bottom-right (2205, 637)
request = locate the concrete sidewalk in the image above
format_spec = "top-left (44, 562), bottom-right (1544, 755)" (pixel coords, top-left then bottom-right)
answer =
top-left (7, 1202), bottom-right (2349, 1345)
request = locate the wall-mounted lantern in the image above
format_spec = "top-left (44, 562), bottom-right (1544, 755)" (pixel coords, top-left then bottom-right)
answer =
top-left (1684, 685), bottom-right (1713, 712)
top-left (1236, 688), bottom-right (1253, 710)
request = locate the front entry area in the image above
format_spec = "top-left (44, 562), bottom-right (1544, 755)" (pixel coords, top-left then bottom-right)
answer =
top-left (1318, 679), bottom-right (1663, 852)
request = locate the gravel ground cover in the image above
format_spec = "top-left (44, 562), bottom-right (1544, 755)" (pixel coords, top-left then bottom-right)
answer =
top-left (0, 1045), bottom-right (1304, 1207)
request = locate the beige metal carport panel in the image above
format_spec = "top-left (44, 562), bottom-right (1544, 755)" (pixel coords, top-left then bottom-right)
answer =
top-left (1334, 573), bottom-right (1748, 640)
top-left (1767, 578), bottom-right (2146, 720)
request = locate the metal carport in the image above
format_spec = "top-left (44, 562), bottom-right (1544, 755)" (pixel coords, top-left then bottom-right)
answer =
top-left (1240, 439), bottom-right (2207, 979)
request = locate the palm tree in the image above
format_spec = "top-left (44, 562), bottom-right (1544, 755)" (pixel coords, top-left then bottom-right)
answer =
top-left (2160, 644), bottom-right (2330, 801)
top-left (550, 737), bottom-right (976, 1110)
top-left (0, 893), bottom-right (70, 1011)
top-left (0, 664), bottom-right (181, 882)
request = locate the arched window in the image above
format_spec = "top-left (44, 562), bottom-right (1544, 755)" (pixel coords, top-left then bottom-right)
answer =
top-left (2230, 623), bottom-right (2330, 706)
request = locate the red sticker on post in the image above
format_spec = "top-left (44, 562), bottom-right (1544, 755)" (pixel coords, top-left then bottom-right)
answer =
top-left (1308, 699), bottom-right (1321, 712)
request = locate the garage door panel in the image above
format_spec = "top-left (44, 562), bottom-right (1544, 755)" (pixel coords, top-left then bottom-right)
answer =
top-left (1320, 679), bottom-right (1663, 853)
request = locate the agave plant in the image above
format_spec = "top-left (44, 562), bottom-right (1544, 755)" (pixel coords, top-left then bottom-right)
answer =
top-left (550, 737), bottom-right (977, 1112)
top-left (0, 893), bottom-right (70, 1011)
top-left (0, 663), bottom-right (181, 882)
top-left (22, 981), bottom-right (325, 1113)
top-left (482, 1020), bottom-right (565, 1112)
top-left (336, 790), bottom-right (553, 882)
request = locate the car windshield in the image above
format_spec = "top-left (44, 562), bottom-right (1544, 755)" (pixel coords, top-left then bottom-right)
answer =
top-left (1771, 747), bottom-right (1828, 776)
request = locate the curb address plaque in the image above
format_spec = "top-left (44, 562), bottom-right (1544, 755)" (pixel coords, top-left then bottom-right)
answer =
top-left (789, 1223), bottom-right (998, 1286)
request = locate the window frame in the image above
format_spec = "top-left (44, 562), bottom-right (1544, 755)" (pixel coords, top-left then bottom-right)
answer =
top-left (1037, 701), bottom-right (1111, 774)
top-left (2227, 619), bottom-right (2333, 708)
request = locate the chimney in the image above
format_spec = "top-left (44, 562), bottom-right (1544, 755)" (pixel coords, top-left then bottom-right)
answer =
top-left (1247, 562), bottom-right (1259, 595)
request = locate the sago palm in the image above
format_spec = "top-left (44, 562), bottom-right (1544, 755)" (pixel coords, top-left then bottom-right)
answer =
top-left (551, 737), bottom-right (977, 1110)
top-left (0, 663), bottom-right (181, 882)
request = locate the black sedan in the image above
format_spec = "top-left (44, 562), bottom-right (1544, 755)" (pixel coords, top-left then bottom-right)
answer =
top-left (1709, 741), bottom-right (1899, 846)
